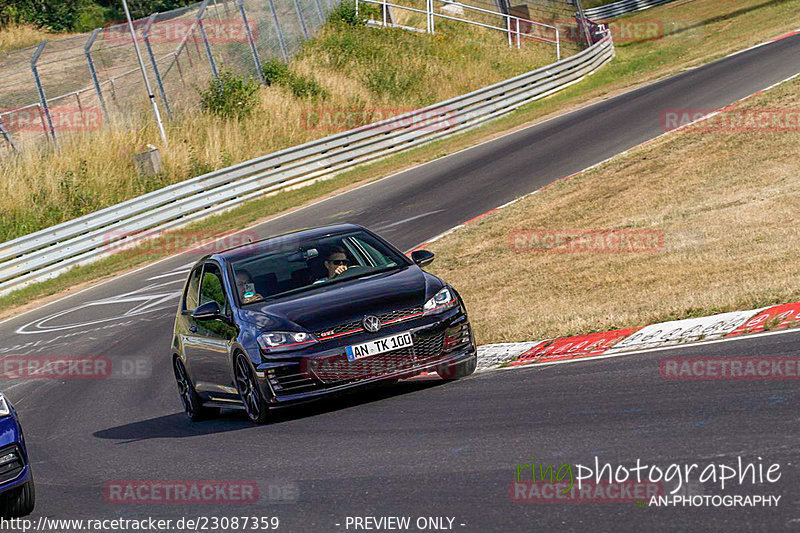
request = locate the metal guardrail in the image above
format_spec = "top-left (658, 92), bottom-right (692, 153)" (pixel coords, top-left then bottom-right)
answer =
top-left (0, 30), bottom-right (614, 296)
top-left (584, 0), bottom-right (675, 21)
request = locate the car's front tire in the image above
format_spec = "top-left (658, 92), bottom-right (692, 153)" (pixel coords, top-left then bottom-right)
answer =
top-left (234, 353), bottom-right (270, 425)
top-left (436, 353), bottom-right (477, 380)
top-left (0, 475), bottom-right (35, 518)
top-left (173, 358), bottom-right (219, 422)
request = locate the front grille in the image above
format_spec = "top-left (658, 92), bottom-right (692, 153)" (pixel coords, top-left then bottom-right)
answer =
top-left (267, 329), bottom-right (446, 396)
top-left (0, 445), bottom-right (24, 484)
top-left (315, 306), bottom-right (424, 340)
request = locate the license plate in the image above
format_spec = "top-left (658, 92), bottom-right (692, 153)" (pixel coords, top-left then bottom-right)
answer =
top-left (345, 332), bottom-right (414, 361)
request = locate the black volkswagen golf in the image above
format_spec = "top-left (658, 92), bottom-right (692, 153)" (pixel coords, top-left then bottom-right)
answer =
top-left (171, 224), bottom-right (476, 424)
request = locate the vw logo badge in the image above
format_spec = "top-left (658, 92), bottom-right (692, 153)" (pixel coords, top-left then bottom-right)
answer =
top-left (362, 315), bottom-right (381, 333)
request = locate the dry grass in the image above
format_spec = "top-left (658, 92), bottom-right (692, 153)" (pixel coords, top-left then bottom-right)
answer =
top-left (427, 75), bottom-right (800, 344)
top-left (0, 19), bottom-right (556, 241)
top-left (0, 24), bottom-right (63, 53)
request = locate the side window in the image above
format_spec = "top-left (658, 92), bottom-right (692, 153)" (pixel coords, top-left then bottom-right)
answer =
top-left (199, 263), bottom-right (229, 315)
top-left (350, 236), bottom-right (396, 267)
top-left (184, 267), bottom-right (202, 312)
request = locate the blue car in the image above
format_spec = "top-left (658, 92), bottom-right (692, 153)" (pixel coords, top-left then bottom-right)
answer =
top-left (0, 392), bottom-right (35, 518)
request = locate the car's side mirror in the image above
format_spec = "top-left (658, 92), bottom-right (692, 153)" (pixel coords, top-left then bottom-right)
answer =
top-left (192, 301), bottom-right (221, 320)
top-left (411, 249), bottom-right (435, 268)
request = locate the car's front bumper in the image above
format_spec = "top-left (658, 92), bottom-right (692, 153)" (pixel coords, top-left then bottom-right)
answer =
top-left (0, 441), bottom-right (31, 495)
top-left (255, 308), bottom-right (475, 404)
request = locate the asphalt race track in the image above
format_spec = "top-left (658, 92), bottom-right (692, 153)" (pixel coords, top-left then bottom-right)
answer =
top-left (1, 33), bottom-right (799, 532)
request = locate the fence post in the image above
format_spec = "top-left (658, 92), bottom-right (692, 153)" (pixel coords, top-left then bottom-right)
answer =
top-left (142, 14), bottom-right (173, 118)
top-left (515, 18), bottom-right (520, 49)
top-left (292, 0), bottom-right (310, 40)
top-left (267, 0), bottom-right (290, 62)
top-left (0, 120), bottom-right (18, 153)
top-left (383, 0), bottom-right (388, 27)
top-left (237, 0), bottom-right (265, 82)
top-left (31, 42), bottom-right (57, 143)
top-left (197, 0), bottom-right (219, 79)
top-left (84, 29), bottom-right (109, 123)
top-left (314, 0), bottom-right (325, 25)
top-left (574, 0), bottom-right (593, 47)
top-left (505, 16), bottom-right (512, 47)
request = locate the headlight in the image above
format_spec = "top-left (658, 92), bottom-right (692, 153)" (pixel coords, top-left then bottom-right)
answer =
top-left (423, 287), bottom-right (458, 315)
top-left (0, 393), bottom-right (10, 417)
top-left (257, 332), bottom-right (318, 353)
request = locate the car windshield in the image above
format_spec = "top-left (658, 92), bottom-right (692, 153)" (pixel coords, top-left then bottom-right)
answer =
top-left (229, 231), bottom-right (408, 305)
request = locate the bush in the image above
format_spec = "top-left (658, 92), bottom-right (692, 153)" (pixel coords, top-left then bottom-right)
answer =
top-left (0, 0), bottom-right (195, 32)
top-left (328, 0), bottom-right (364, 26)
top-left (199, 71), bottom-right (261, 120)
top-left (261, 58), bottom-right (292, 86)
top-left (288, 74), bottom-right (328, 99)
top-left (262, 59), bottom-right (328, 100)
top-left (0, 0), bottom-right (78, 31)
top-left (72, 1), bottom-right (111, 32)
top-left (362, 64), bottom-right (424, 99)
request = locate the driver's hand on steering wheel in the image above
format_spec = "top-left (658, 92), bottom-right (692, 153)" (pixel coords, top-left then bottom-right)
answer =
top-left (332, 264), bottom-right (348, 277)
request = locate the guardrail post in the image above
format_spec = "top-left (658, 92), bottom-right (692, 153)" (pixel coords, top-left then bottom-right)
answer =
top-left (556, 27), bottom-right (561, 60)
top-left (31, 42), bottom-right (57, 143)
top-left (267, 0), bottom-right (290, 62)
top-left (197, 0), bottom-right (219, 79)
top-left (142, 14), bottom-right (173, 118)
top-left (292, 0), bottom-right (310, 39)
top-left (84, 29), bottom-right (109, 123)
top-left (236, 0), bottom-right (265, 83)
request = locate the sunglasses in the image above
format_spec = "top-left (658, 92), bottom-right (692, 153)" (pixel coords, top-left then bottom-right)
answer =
top-left (328, 259), bottom-right (350, 266)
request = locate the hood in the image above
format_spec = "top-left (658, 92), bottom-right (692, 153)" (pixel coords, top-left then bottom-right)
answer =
top-left (237, 266), bottom-right (443, 333)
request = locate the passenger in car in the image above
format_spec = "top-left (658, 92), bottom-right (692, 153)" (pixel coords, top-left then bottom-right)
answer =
top-left (235, 270), bottom-right (263, 303)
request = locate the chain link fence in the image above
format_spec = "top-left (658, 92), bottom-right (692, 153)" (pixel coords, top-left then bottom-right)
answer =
top-left (0, 0), bottom-right (589, 157)
top-left (0, 0), bottom-right (338, 155)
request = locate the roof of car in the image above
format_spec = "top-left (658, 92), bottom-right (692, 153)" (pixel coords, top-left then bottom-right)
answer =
top-left (214, 223), bottom-right (365, 262)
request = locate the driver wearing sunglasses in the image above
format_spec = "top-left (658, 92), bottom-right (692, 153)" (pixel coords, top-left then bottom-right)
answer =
top-left (323, 246), bottom-right (351, 280)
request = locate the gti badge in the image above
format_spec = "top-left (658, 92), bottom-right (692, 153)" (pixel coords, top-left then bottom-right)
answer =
top-left (362, 315), bottom-right (381, 333)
